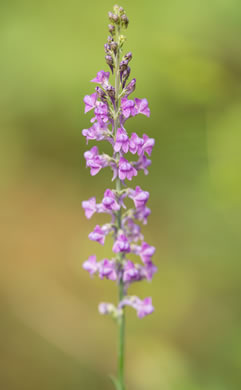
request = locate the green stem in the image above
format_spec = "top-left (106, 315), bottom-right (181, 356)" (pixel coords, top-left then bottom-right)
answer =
top-left (113, 24), bottom-right (125, 390)
top-left (118, 276), bottom-right (125, 390)
top-left (116, 177), bottom-right (125, 390)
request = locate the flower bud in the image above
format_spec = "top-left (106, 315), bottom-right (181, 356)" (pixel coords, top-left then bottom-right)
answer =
top-left (119, 6), bottom-right (125, 15)
top-left (98, 302), bottom-right (123, 319)
top-left (125, 78), bottom-right (136, 97)
top-left (108, 24), bottom-right (115, 35)
top-left (106, 85), bottom-right (115, 100)
top-left (105, 55), bottom-right (114, 73)
top-left (119, 35), bottom-right (126, 48)
top-left (96, 86), bottom-right (107, 103)
top-left (121, 14), bottom-right (129, 28)
top-left (112, 14), bottom-right (119, 23)
top-left (124, 52), bottom-right (132, 63)
top-left (104, 43), bottom-right (111, 53)
top-left (110, 41), bottom-right (118, 54)
top-left (119, 60), bottom-right (128, 72)
top-left (113, 4), bottom-right (120, 13)
top-left (108, 11), bottom-right (114, 21)
top-left (105, 55), bottom-right (113, 66)
top-left (121, 66), bottom-right (130, 88)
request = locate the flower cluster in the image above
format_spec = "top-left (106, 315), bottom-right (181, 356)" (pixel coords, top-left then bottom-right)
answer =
top-left (82, 5), bottom-right (156, 320)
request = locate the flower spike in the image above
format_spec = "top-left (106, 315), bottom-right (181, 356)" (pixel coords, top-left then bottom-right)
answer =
top-left (81, 5), bottom-right (156, 389)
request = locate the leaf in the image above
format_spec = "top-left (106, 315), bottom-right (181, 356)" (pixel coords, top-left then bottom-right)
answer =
top-left (109, 374), bottom-right (122, 390)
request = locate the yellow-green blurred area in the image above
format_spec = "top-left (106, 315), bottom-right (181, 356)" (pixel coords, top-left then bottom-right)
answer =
top-left (1, 0), bottom-right (241, 389)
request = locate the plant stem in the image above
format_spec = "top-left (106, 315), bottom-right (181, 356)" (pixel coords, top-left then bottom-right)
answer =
top-left (116, 176), bottom-right (125, 390)
top-left (114, 24), bottom-right (126, 390)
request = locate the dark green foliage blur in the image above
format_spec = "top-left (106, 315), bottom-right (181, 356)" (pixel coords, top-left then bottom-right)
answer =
top-left (1, 0), bottom-right (241, 389)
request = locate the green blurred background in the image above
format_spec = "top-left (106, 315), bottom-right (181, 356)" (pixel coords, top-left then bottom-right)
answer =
top-left (1, 0), bottom-right (241, 389)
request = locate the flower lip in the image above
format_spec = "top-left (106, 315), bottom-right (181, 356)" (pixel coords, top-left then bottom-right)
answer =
top-left (118, 296), bottom-right (154, 318)
top-left (82, 197), bottom-right (97, 219)
top-left (84, 93), bottom-right (97, 113)
top-left (129, 186), bottom-right (149, 208)
top-left (88, 225), bottom-right (107, 245)
top-left (112, 233), bottom-right (130, 253)
top-left (82, 255), bottom-right (98, 276)
top-left (91, 70), bottom-right (110, 87)
top-left (102, 189), bottom-right (120, 211)
top-left (114, 128), bottom-right (129, 153)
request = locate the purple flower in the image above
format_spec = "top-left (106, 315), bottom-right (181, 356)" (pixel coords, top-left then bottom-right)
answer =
top-left (121, 98), bottom-right (136, 119)
top-left (140, 134), bottom-right (155, 156)
top-left (84, 146), bottom-right (109, 176)
top-left (82, 197), bottom-right (97, 219)
top-left (113, 233), bottom-right (130, 253)
top-left (83, 255), bottom-right (99, 276)
top-left (114, 127), bottom-right (129, 153)
top-left (139, 242), bottom-right (156, 263)
top-left (82, 122), bottom-right (108, 143)
top-left (102, 189), bottom-right (120, 212)
top-left (129, 186), bottom-right (149, 208)
top-left (140, 261), bottom-right (157, 281)
top-left (89, 225), bottom-right (107, 245)
top-left (125, 218), bottom-right (143, 242)
top-left (99, 259), bottom-right (117, 280)
top-left (99, 302), bottom-right (122, 317)
top-left (119, 296), bottom-right (154, 318)
top-left (134, 154), bottom-right (152, 175)
top-left (134, 206), bottom-right (151, 225)
top-left (88, 156), bottom-right (107, 176)
top-left (84, 145), bottom-right (99, 162)
top-left (129, 132), bottom-right (144, 155)
top-left (123, 260), bottom-right (140, 282)
top-left (136, 297), bottom-right (154, 318)
top-left (134, 98), bottom-right (150, 117)
top-left (119, 157), bottom-right (137, 181)
top-left (93, 101), bottom-right (109, 123)
top-left (91, 70), bottom-right (110, 87)
top-left (98, 302), bottom-right (113, 314)
top-left (84, 93), bottom-right (97, 113)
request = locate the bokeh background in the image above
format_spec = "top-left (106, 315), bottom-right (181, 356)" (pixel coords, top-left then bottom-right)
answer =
top-left (1, 0), bottom-right (241, 389)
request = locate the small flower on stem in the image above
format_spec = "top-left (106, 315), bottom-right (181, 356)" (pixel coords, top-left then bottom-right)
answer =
top-left (118, 157), bottom-right (137, 181)
top-left (84, 93), bottom-right (97, 113)
top-left (82, 255), bottom-right (99, 276)
top-left (134, 154), bottom-right (152, 175)
top-left (140, 134), bottom-right (155, 156)
top-left (82, 197), bottom-right (97, 219)
top-left (102, 189), bottom-right (120, 212)
top-left (91, 70), bottom-right (110, 87)
top-left (121, 98), bottom-right (136, 119)
top-left (134, 98), bottom-right (150, 117)
top-left (99, 259), bottom-right (117, 280)
top-left (134, 205), bottom-right (151, 225)
top-left (129, 186), bottom-right (149, 208)
top-left (119, 296), bottom-right (154, 318)
top-left (123, 260), bottom-right (140, 282)
top-left (89, 225), bottom-right (107, 245)
top-left (139, 241), bottom-right (156, 263)
top-left (113, 233), bottom-right (130, 253)
top-left (114, 128), bottom-right (129, 153)
top-left (129, 132), bottom-right (144, 155)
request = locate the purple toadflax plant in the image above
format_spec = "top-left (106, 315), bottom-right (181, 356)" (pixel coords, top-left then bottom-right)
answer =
top-left (81, 5), bottom-right (156, 389)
